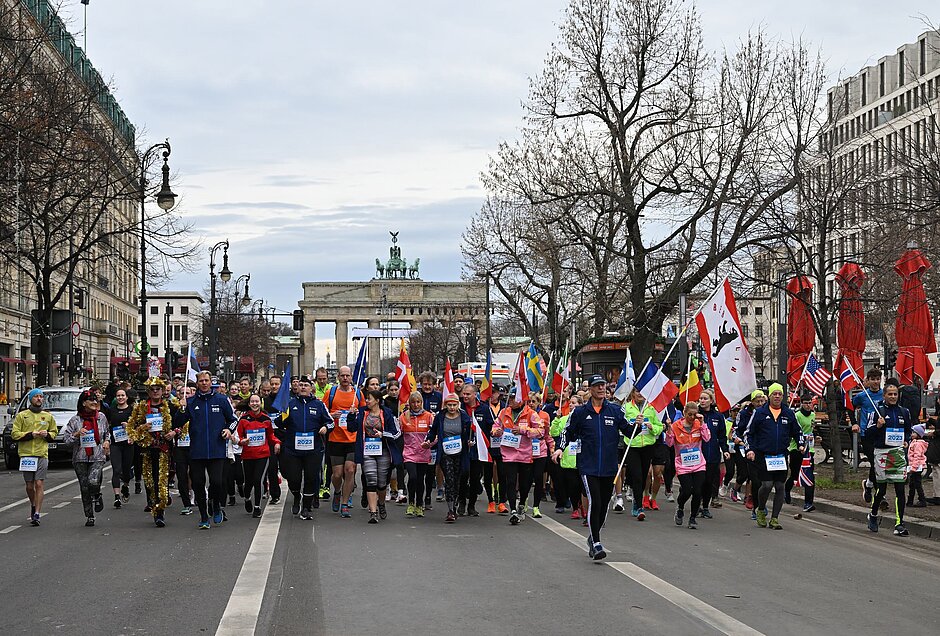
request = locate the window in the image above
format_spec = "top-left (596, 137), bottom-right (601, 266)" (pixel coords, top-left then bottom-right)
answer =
top-left (755, 325), bottom-right (763, 338)
top-left (150, 324), bottom-right (158, 337)
top-left (740, 306), bottom-right (749, 316)
top-left (166, 306), bottom-right (174, 315)
top-left (152, 348), bottom-right (159, 358)
top-left (899, 50), bottom-right (905, 86)
top-left (861, 72), bottom-right (867, 106)
top-left (182, 325), bottom-right (188, 341)
top-left (755, 306), bottom-right (763, 316)
top-left (173, 325), bottom-right (181, 341)
top-left (880, 61), bottom-right (885, 97)
top-left (755, 347), bottom-right (764, 364)
top-left (180, 306), bottom-right (189, 315)
top-left (150, 306), bottom-right (158, 315)
top-left (921, 39), bottom-right (927, 76)
top-left (742, 324), bottom-right (749, 338)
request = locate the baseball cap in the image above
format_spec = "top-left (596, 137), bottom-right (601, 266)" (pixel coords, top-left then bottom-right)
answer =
top-left (588, 374), bottom-right (606, 387)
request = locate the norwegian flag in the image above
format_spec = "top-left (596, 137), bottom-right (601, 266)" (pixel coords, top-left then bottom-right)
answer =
top-left (838, 358), bottom-right (862, 411)
top-left (801, 354), bottom-right (833, 396)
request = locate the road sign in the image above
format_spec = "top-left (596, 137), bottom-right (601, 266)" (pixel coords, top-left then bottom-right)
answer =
top-left (134, 341), bottom-right (151, 354)
top-left (70, 321), bottom-right (81, 338)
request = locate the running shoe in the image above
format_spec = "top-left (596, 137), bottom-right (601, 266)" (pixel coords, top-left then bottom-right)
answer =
top-left (642, 495), bottom-right (651, 509)
top-left (406, 504), bottom-right (416, 518)
top-left (768, 518), bottom-right (782, 530)
top-left (674, 509), bottom-right (684, 526)
top-left (320, 489), bottom-right (330, 500)
top-left (85, 517), bottom-right (95, 527)
top-left (360, 492), bottom-right (368, 509)
top-left (467, 505), bottom-right (479, 517)
top-left (437, 488), bottom-right (445, 502)
top-left (244, 498), bottom-right (253, 513)
top-left (270, 496), bottom-right (280, 505)
top-left (155, 515), bottom-right (166, 528)
top-left (445, 511), bottom-right (456, 523)
top-left (299, 508), bottom-right (313, 521)
top-left (756, 509), bottom-right (767, 528)
top-left (802, 503), bottom-right (816, 513)
top-left (745, 496), bottom-right (754, 510)
top-left (378, 503), bottom-right (387, 520)
top-left (718, 485), bottom-right (728, 497)
top-left (253, 507), bottom-right (262, 519)
top-left (396, 492), bottom-right (408, 504)
top-left (340, 504), bottom-right (351, 518)
top-left (368, 511), bottom-right (378, 524)
top-left (497, 503), bottom-right (509, 515)
top-left (94, 494), bottom-right (103, 513)
top-left (144, 505), bottom-right (152, 513)
top-left (198, 520), bottom-right (210, 530)
top-left (456, 501), bottom-right (466, 517)
top-left (348, 495), bottom-right (354, 508)
top-left (555, 506), bottom-right (566, 514)
top-left (636, 510), bottom-right (646, 521)
top-left (571, 509), bottom-right (581, 520)
top-left (180, 506), bottom-right (193, 515)
top-left (729, 488), bottom-right (740, 503)
top-left (121, 484), bottom-right (130, 502)
top-left (135, 482), bottom-right (142, 494)
top-left (649, 499), bottom-right (660, 511)
top-left (592, 542), bottom-right (607, 560)
top-left (331, 492), bottom-right (341, 513)
top-left (113, 497), bottom-right (122, 509)
top-left (30, 513), bottom-right (40, 527)
top-left (415, 506), bottom-right (425, 518)
top-left (532, 506), bottom-right (542, 519)
top-left (666, 491), bottom-right (675, 503)
top-left (213, 509), bottom-right (224, 525)
top-left (613, 496), bottom-right (624, 513)
top-left (587, 535), bottom-right (595, 558)
top-left (751, 510), bottom-right (757, 521)
top-left (228, 495), bottom-right (236, 506)
top-left (425, 500), bottom-right (433, 511)
top-left (700, 509), bottom-right (713, 519)
top-left (867, 513), bottom-right (879, 533)
top-left (893, 524), bottom-right (909, 537)
top-left (863, 480), bottom-right (873, 504)
top-left (687, 518), bottom-right (697, 530)
top-left (292, 495), bottom-right (301, 516)
top-left (625, 491), bottom-right (634, 502)
top-left (487, 502), bottom-right (496, 514)
top-left (712, 500), bottom-right (723, 508)
top-left (509, 511), bottom-right (520, 525)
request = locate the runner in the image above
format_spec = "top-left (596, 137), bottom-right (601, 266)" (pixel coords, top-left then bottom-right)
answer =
top-left (128, 378), bottom-right (181, 528)
top-left (698, 390), bottom-right (729, 518)
top-left (866, 381), bottom-right (913, 536)
top-left (734, 390), bottom-right (767, 518)
top-left (424, 393), bottom-right (473, 523)
top-left (622, 389), bottom-right (663, 520)
top-left (325, 366), bottom-right (362, 518)
top-left (418, 371), bottom-right (444, 504)
top-left (787, 394), bottom-right (820, 512)
top-left (459, 383), bottom-right (494, 517)
top-left (744, 383), bottom-right (803, 530)
top-left (106, 388), bottom-right (135, 509)
top-left (237, 393), bottom-right (281, 518)
top-left (487, 386), bottom-right (509, 514)
top-left (350, 390), bottom-right (402, 523)
top-left (492, 387), bottom-right (541, 525)
top-left (174, 371), bottom-right (237, 529)
top-left (527, 393), bottom-right (555, 519)
top-left (172, 383), bottom-right (195, 516)
top-left (550, 394), bottom-right (585, 517)
top-left (552, 375), bottom-right (635, 560)
top-left (399, 391), bottom-right (434, 518)
top-left (61, 390), bottom-right (110, 526)
top-left (852, 368), bottom-right (884, 504)
top-left (280, 376), bottom-right (331, 520)
top-left (666, 402), bottom-right (710, 529)
top-left (383, 379), bottom-right (407, 505)
top-left (11, 389), bottom-right (58, 526)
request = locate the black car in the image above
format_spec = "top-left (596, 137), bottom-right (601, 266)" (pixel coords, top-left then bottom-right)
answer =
top-left (2, 386), bottom-right (85, 469)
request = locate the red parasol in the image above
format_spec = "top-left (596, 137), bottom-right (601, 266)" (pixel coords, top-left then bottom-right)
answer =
top-left (834, 263), bottom-right (866, 377)
top-left (786, 276), bottom-right (815, 387)
top-left (894, 249), bottom-right (937, 385)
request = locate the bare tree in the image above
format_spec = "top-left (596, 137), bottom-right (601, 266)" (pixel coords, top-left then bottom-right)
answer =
top-left (407, 321), bottom-right (469, 374)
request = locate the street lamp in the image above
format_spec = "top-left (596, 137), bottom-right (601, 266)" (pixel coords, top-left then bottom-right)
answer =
top-left (237, 273), bottom-right (251, 308)
top-left (475, 270), bottom-right (492, 356)
top-left (208, 239), bottom-right (230, 374)
top-left (138, 139), bottom-right (176, 382)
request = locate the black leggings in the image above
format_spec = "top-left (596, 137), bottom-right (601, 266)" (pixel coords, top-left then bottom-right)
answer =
top-left (872, 481), bottom-right (907, 525)
top-left (226, 456), bottom-right (244, 498)
top-left (677, 471), bottom-right (706, 518)
top-left (560, 467), bottom-right (584, 508)
top-left (423, 463), bottom-right (437, 504)
top-left (133, 445), bottom-right (143, 484)
top-left (266, 442), bottom-right (281, 500)
top-left (733, 452), bottom-right (750, 489)
top-left (110, 442), bottom-right (134, 489)
top-left (532, 456), bottom-right (549, 506)
top-left (546, 455), bottom-right (565, 506)
top-left (582, 473), bottom-right (614, 544)
top-left (458, 460), bottom-right (484, 507)
top-left (723, 453), bottom-right (737, 486)
top-left (625, 445), bottom-right (654, 504)
top-left (280, 451), bottom-right (323, 509)
top-left (190, 458), bottom-right (226, 520)
top-left (502, 461), bottom-right (534, 511)
top-left (663, 446), bottom-right (676, 492)
top-left (174, 457), bottom-right (192, 507)
top-left (491, 449), bottom-right (507, 504)
top-left (242, 458), bottom-right (270, 507)
top-left (404, 462), bottom-right (431, 505)
top-left (441, 455), bottom-right (461, 508)
top-left (702, 462), bottom-right (721, 509)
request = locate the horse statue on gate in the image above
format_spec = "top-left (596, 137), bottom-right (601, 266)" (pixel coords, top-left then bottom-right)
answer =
top-left (375, 258), bottom-right (385, 278)
top-left (408, 258), bottom-right (420, 279)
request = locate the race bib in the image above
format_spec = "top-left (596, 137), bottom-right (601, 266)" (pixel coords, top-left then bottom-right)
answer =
top-left (764, 454), bottom-right (786, 471)
top-left (490, 434), bottom-right (502, 448)
top-left (295, 432), bottom-right (315, 451)
top-left (178, 433), bottom-right (191, 448)
top-left (364, 437), bottom-right (383, 456)
top-left (247, 429), bottom-right (265, 447)
top-left (19, 456), bottom-right (38, 472)
top-left (640, 417), bottom-right (650, 435)
top-left (803, 434), bottom-right (814, 450)
top-left (442, 435), bottom-right (462, 455)
top-left (429, 449), bottom-right (438, 464)
top-left (531, 439), bottom-right (541, 456)
top-left (501, 430), bottom-right (521, 449)
top-left (568, 440), bottom-right (580, 454)
top-left (80, 430), bottom-right (96, 449)
top-left (112, 425), bottom-right (128, 443)
top-left (147, 413), bottom-right (163, 433)
top-left (885, 428), bottom-right (903, 447)
top-left (338, 411), bottom-right (349, 429)
top-left (679, 447), bottom-right (701, 468)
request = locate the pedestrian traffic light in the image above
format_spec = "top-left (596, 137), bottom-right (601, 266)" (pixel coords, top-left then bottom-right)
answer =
top-left (292, 309), bottom-right (304, 331)
top-left (886, 349), bottom-right (898, 371)
top-left (73, 347), bottom-right (83, 368)
top-left (74, 287), bottom-right (85, 309)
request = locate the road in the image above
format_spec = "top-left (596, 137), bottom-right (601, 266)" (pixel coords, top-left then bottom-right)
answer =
top-left (1, 465), bottom-right (937, 635)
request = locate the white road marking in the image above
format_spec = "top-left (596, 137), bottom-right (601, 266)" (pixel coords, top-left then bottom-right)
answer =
top-left (533, 515), bottom-right (764, 636)
top-left (0, 525), bottom-right (20, 534)
top-left (215, 504), bottom-right (286, 635)
top-left (0, 466), bottom-right (111, 513)
top-left (53, 502), bottom-right (71, 508)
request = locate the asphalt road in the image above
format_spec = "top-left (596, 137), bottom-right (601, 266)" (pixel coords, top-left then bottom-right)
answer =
top-left (1, 465), bottom-right (937, 635)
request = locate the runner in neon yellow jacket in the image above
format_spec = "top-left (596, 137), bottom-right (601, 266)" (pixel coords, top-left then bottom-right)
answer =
top-left (622, 393), bottom-right (664, 518)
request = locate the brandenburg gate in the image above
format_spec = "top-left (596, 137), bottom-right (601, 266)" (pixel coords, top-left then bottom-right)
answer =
top-left (298, 233), bottom-right (486, 374)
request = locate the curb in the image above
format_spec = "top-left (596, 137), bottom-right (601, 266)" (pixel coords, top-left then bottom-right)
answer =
top-left (795, 494), bottom-right (940, 541)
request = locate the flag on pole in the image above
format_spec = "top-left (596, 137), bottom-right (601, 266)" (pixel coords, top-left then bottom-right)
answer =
top-left (838, 357), bottom-right (862, 410)
top-left (634, 362), bottom-right (679, 413)
top-left (472, 423), bottom-right (492, 463)
top-left (395, 340), bottom-right (416, 414)
top-left (801, 354), bottom-right (833, 397)
top-left (679, 368), bottom-right (702, 406)
top-left (272, 360), bottom-right (292, 412)
top-left (525, 342), bottom-right (545, 394)
top-left (694, 278), bottom-right (758, 411)
top-left (479, 351), bottom-right (494, 401)
top-left (540, 352), bottom-right (554, 404)
top-left (550, 349), bottom-right (570, 395)
top-left (613, 349), bottom-right (636, 401)
top-left (513, 350), bottom-right (530, 402)
top-left (352, 339), bottom-right (368, 387)
top-left (441, 358), bottom-right (456, 403)
top-left (185, 341), bottom-right (200, 383)
top-left (797, 453), bottom-right (815, 488)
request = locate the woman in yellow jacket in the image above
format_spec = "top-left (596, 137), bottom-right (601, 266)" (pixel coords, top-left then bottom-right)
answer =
top-left (621, 390), bottom-right (664, 519)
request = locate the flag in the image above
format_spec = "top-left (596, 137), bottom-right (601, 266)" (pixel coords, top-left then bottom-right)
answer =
top-left (479, 351), bottom-right (493, 401)
top-left (550, 349), bottom-right (570, 395)
top-left (352, 339), bottom-right (368, 387)
top-left (613, 349), bottom-right (636, 401)
top-left (634, 362), bottom-right (679, 413)
top-left (838, 357), bottom-right (861, 411)
top-left (272, 360), bottom-right (292, 412)
top-left (801, 354), bottom-right (833, 397)
top-left (395, 340), bottom-right (416, 413)
top-left (540, 352), bottom-right (554, 404)
top-left (513, 350), bottom-right (530, 402)
top-left (185, 341), bottom-right (200, 383)
top-left (694, 278), bottom-right (758, 411)
top-left (472, 423), bottom-right (492, 463)
top-left (797, 453), bottom-right (814, 488)
top-left (525, 342), bottom-right (545, 395)
top-left (441, 358), bottom-right (456, 403)
top-left (678, 368), bottom-right (702, 406)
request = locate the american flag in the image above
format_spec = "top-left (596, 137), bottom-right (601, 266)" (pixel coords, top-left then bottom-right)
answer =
top-left (802, 354), bottom-right (833, 396)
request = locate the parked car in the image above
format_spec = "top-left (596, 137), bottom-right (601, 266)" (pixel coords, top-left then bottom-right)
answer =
top-left (2, 386), bottom-right (86, 470)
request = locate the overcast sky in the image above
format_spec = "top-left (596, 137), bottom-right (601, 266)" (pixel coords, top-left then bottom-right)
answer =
top-left (56, 0), bottom-right (935, 367)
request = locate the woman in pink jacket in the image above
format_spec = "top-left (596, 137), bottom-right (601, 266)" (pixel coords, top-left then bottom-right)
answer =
top-left (527, 392), bottom-right (555, 519)
top-left (665, 402), bottom-right (711, 530)
top-left (491, 386), bottom-right (542, 525)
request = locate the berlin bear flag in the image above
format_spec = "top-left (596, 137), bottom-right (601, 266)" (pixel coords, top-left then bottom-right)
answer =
top-left (694, 278), bottom-right (757, 411)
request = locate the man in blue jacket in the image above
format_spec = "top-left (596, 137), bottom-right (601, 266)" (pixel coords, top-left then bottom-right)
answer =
top-left (851, 368), bottom-right (884, 503)
top-left (280, 376), bottom-right (332, 520)
top-left (175, 370), bottom-right (237, 528)
top-left (865, 380), bottom-right (913, 536)
top-left (744, 383), bottom-right (803, 530)
top-left (553, 374), bottom-right (636, 561)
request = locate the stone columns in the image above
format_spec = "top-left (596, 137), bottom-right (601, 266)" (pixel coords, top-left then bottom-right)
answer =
top-left (335, 320), bottom-right (348, 370)
top-left (301, 318), bottom-right (316, 376)
top-left (367, 320), bottom-right (381, 376)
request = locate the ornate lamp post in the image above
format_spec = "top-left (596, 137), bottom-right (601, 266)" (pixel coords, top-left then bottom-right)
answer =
top-left (208, 240), bottom-right (232, 374)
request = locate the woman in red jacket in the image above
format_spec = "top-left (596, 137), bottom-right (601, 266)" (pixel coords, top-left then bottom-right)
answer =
top-left (237, 394), bottom-right (281, 518)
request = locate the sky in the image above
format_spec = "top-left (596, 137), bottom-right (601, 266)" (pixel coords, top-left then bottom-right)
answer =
top-left (53, 0), bottom-right (936, 367)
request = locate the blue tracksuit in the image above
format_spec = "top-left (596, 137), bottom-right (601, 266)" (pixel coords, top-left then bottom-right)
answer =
top-left (561, 400), bottom-right (636, 477)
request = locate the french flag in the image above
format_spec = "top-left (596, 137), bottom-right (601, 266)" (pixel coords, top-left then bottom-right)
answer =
top-left (634, 362), bottom-right (679, 413)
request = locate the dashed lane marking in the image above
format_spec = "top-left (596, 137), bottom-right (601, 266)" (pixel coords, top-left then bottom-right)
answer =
top-left (0, 466), bottom-right (111, 513)
top-left (0, 525), bottom-right (20, 534)
top-left (53, 502), bottom-right (71, 508)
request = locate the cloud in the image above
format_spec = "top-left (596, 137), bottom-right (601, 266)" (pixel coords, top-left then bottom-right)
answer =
top-left (203, 201), bottom-right (312, 210)
top-left (258, 174), bottom-right (332, 188)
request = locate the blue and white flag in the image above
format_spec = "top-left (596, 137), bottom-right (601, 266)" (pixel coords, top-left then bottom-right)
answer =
top-left (185, 342), bottom-right (200, 383)
top-left (272, 360), bottom-right (292, 413)
top-left (613, 349), bottom-right (636, 401)
top-left (352, 339), bottom-right (369, 387)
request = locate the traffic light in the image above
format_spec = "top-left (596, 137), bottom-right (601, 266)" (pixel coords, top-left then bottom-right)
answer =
top-left (169, 350), bottom-right (181, 370)
top-left (886, 349), bottom-right (898, 371)
top-left (292, 309), bottom-right (304, 331)
top-left (73, 347), bottom-right (83, 367)
top-left (74, 287), bottom-right (85, 309)
top-left (117, 360), bottom-right (130, 379)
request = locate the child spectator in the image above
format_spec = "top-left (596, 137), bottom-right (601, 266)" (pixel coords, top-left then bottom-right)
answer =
top-left (907, 424), bottom-right (928, 507)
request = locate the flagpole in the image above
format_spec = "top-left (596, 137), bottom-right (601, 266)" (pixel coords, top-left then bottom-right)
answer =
top-left (789, 354), bottom-right (812, 407)
top-left (682, 352), bottom-right (693, 405)
top-left (847, 360), bottom-right (880, 413)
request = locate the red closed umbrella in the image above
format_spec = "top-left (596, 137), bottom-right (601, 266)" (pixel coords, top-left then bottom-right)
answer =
top-left (894, 249), bottom-right (936, 385)
top-left (834, 263), bottom-right (866, 377)
top-left (786, 276), bottom-right (815, 387)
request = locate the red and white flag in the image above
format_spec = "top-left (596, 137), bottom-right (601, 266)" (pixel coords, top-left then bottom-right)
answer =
top-left (471, 423), bottom-right (492, 463)
top-left (441, 358), bottom-right (456, 403)
top-left (838, 357), bottom-right (861, 410)
top-left (512, 350), bottom-right (529, 402)
top-left (550, 349), bottom-right (570, 395)
top-left (694, 278), bottom-right (757, 411)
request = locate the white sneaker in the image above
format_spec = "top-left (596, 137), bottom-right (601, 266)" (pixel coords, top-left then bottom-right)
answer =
top-left (626, 491), bottom-right (634, 502)
top-left (666, 491), bottom-right (675, 503)
top-left (719, 485), bottom-right (728, 497)
top-left (613, 495), bottom-right (624, 513)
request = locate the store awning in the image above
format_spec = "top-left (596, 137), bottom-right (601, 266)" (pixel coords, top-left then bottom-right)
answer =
top-left (1, 357), bottom-right (26, 364)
